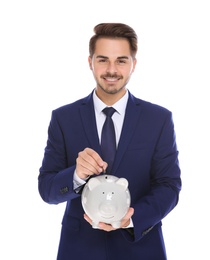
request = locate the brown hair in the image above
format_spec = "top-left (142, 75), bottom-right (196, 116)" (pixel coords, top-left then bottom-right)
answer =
top-left (89, 23), bottom-right (138, 58)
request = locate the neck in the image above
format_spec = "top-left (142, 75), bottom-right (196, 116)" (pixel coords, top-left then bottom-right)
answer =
top-left (95, 87), bottom-right (127, 106)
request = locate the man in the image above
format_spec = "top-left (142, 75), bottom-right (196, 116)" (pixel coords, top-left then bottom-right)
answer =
top-left (38, 23), bottom-right (181, 260)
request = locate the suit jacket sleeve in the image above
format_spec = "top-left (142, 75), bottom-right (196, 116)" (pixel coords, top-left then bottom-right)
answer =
top-left (120, 107), bottom-right (181, 242)
top-left (38, 109), bottom-right (81, 204)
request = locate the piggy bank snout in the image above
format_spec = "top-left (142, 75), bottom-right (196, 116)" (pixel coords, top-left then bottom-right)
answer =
top-left (99, 203), bottom-right (117, 216)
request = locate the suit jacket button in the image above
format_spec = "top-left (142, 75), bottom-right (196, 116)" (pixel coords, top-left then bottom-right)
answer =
top-left (60, 186), bottom-right (69, 194)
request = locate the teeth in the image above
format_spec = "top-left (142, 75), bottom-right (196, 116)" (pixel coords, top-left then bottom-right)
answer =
top-left (105, 77), bottom-right (118, 81)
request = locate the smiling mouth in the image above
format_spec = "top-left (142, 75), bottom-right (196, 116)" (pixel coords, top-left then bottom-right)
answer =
top-left (101, 73), bottom-right (122, 82)
top-left (104, 77), bottom-right (120, 82)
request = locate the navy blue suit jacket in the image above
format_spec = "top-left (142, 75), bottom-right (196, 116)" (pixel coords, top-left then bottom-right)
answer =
top-left (39, 91), bottom-right (181, 260)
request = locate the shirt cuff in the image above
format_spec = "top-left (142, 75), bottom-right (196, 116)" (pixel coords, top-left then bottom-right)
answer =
top-left (73, 171), bottom-right (89, 190)
top-left (122, 218), bottom-right (134, 228)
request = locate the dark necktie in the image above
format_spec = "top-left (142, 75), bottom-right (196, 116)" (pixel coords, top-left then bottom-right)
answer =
top-left (101, 107), bottom-right (116, 174)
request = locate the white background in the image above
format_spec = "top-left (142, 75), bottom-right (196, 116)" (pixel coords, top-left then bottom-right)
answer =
top-left (0, 0), bottom-right (209, 259)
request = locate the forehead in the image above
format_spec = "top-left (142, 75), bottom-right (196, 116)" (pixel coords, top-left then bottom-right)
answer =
top-left (94, 38), bottom-right (131, 58)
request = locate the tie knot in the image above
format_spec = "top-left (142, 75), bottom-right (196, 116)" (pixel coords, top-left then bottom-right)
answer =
top-left (103, 107), bottom-right (116, 118)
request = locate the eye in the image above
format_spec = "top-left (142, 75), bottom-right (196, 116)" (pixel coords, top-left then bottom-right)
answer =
top-left (98, 59), bottom-right (107, 63)
top-left (117, 59), bottom-right (126, 64)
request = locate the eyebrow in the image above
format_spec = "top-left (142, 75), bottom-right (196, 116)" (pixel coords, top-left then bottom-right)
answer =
top-left (96, 55), bottom-right (129, 60)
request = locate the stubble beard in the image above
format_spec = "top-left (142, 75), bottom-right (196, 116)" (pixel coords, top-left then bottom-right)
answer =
top-left (97, 74), bottom-right (129, 95)
top-left (98, 82), bottom-right (128, 94)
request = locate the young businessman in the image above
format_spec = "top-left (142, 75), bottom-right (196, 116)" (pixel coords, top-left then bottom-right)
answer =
top-left (38, 23), bottom-right (181, 260)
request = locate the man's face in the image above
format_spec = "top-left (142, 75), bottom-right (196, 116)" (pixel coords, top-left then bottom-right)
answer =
top-left (88, 38), bottom-right (137, 99)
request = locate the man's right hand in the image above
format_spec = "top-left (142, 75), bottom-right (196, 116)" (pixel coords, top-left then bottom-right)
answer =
top-left (76, 148), bottom-right (108, 179)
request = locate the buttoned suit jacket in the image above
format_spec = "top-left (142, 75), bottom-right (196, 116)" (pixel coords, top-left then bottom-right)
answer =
top-left (39, 91), bottom-right (181, 260)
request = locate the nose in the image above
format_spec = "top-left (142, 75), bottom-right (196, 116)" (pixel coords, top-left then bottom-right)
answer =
top-left (106, 62), bottom-right (117, 74)
top-left (99, 203), bottom-right (116, 216)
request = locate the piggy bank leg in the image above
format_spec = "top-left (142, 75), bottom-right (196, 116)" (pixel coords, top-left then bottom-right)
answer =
top-left (112, 221), bottom-right (121, 229)
top-left (92, 221), bottom-right (99, 229)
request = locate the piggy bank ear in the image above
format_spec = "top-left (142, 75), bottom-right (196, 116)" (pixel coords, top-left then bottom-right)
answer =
top-left (87, 177), bottom-right (101, 191)
top-left (116, 178), bottom-right (128, 191)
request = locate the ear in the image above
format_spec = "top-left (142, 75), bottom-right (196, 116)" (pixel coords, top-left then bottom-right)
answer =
top-left (87, 177), bottom-right (101, 191)
top-left (116, 178), bottom-right (128, 191)
top-left (132, 58), bottom-right (137, 73)
top-left (88, 56), bottom-right (93, 70)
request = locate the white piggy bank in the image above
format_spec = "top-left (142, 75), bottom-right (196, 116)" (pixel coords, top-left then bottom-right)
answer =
top-left (81, 175), bottom-right (131, 229)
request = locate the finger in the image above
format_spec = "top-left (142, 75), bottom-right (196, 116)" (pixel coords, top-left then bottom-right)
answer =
top-left (76, 156), bottom-right (99, 177)
top-left (84, 214), bottom-right (115, 232)
top-left (126, 207), bottom-right (134, 218)
top-left (75, 159), bottom-right (90, 179)
top-left (79, 148), bottom-right (107, 173)
top-left (77, 151), bottom-right (102, 174)
top-left (98, 222), bottom-right (116, 232)
top-left (84, 214), bottom-right (92, 225)
top-left (121, 207), bottom-right (134, 228)
top-left (85, 148), bottom-right (107, 171)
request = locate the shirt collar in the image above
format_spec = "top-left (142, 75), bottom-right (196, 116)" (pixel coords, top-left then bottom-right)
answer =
top-left (93, 89), bottom-right (128, 115)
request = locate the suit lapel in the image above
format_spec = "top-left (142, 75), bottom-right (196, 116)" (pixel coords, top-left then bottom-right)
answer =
top-left (112, 93), bottom-right (142, 174)
top-left (79, 92), bottom-right (101, 154)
